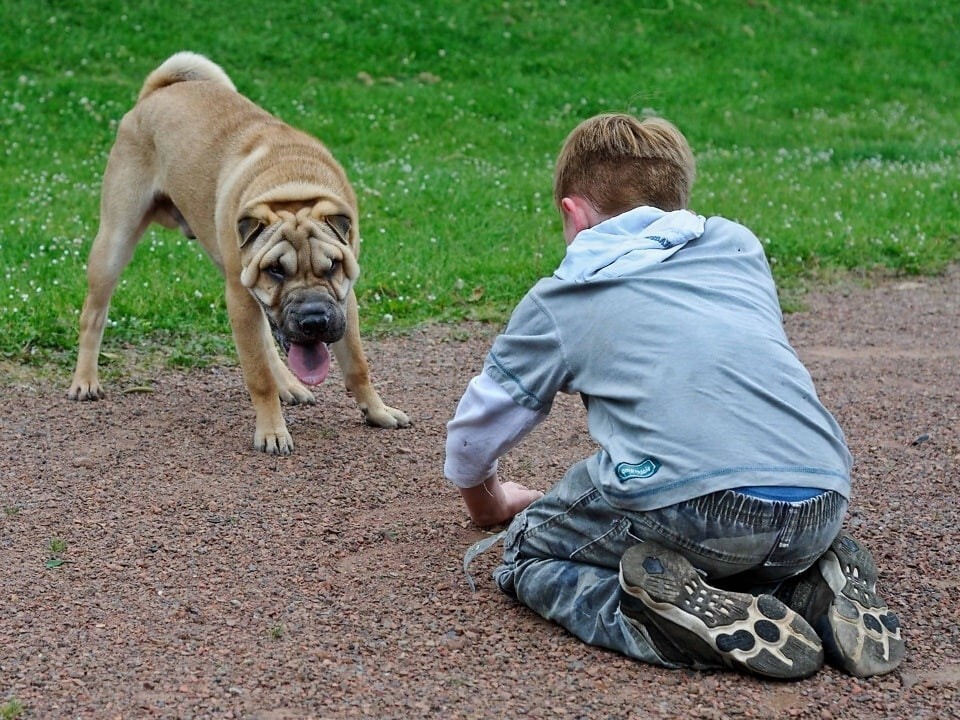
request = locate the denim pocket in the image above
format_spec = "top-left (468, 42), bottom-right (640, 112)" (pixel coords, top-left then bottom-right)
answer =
top-left (501, 509), bottom-right (529, 560)
top-left (569, 516), bottom-right (634, 568)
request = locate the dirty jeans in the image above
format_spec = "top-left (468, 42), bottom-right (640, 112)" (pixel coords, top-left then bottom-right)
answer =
top-left (489, 459), bottom-right (848, 667)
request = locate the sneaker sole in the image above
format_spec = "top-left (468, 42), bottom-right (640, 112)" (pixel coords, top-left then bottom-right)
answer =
top-left (620, 543), bottom-right (823, 680)
top-left (817, 534), bottom-right (905, 677)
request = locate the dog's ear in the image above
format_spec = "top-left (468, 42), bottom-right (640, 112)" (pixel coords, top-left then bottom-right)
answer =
top-left (237, 217), bottom-right (265, 247)
top-left (325, 215), bottom-right (351, 244)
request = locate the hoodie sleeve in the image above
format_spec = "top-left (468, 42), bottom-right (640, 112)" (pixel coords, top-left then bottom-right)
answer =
top-left (444, 372), bottom-right (547, 489)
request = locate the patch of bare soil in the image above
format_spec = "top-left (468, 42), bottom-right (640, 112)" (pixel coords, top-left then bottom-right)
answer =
top-left (2, 268), bottom-right (959, 719)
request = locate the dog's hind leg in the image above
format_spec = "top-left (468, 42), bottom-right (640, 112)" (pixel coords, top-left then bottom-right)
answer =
top-left (68, 151), bottom-right (155, 400)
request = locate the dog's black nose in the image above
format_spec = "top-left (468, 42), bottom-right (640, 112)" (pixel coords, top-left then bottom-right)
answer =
top-left (296, 302), bottom-right (332, 335)
top-left (287, 298), bottom-right (346, 344)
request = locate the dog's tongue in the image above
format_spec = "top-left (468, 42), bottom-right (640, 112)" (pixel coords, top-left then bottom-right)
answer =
top-left (287, 341), bottom-right (331, 386)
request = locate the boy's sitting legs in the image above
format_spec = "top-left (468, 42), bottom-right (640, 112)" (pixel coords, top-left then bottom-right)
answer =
top-left (775, 533), bottom-right (905, 677)
top-left (619, 542), bottom-right (824, 680)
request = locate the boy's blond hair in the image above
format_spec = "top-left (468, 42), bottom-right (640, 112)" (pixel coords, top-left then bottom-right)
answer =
top-left (553, 113), bottom-right (696, 215)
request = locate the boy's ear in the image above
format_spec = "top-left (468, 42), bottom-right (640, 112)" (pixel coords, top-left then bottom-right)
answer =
top-left (560, 196), bottom-right (596, 241)
top-left (560, 197), bottom-right (579, 219)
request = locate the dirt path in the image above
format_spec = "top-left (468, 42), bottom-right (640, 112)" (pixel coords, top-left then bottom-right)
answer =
top-left (2, 268), bottom-right (959, 719)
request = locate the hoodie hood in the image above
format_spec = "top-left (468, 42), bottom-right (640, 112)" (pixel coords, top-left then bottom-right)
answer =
top-left (555, 206), bottom-right (706, 283)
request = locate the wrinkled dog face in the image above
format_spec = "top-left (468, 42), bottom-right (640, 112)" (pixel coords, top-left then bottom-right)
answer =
top-left (237, 205), bottom-right (361, 385)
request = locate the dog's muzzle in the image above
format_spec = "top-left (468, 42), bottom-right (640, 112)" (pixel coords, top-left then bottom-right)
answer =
top-left (289, 299), bottom-right (343, 341)
top-left (264, 296), bottom-right (345, 387)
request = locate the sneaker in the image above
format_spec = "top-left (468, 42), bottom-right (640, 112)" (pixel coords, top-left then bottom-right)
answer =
top-left (619, 542), bottom-right (824, 680)
top-left (776, 533), bottom-right (905, 677)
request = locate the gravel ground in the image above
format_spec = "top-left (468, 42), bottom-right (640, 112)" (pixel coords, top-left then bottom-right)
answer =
top-left (2, 267), bottom-right (959, 719)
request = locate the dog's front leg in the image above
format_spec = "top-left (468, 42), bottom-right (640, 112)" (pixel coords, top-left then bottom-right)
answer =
top-left (226, 284), bottom-right (294, 454)
top-left (332, 289), bottom-right (410, 430)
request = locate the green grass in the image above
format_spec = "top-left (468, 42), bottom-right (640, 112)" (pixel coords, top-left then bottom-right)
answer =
top-left (1, 0), bottom-right (957, 369)
top-left (46, 537), bottom-right (68, 555)
top-left (0, 698), bottom-right (24, 720)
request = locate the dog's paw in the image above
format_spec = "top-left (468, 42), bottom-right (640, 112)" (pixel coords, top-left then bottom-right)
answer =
top-left (278, 383), bottom-right (316, 406)
top-left (254, 428), bottom-right (295, 455)
top-left (67, 379), bottom-right (105, 401)
top-left (361, 404), bottom-right (411, 429)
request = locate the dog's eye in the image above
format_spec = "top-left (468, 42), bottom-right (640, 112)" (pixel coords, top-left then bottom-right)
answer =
top-left (266, 263), bottom-right (285, 282)
top-left (326, 260), bottom-right (340, 278)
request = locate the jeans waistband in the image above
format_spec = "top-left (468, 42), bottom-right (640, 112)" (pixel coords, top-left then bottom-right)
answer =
top-left (695, 488), bottom-right (847, 528)
top-left (735, 486), bottom-right (825, 501)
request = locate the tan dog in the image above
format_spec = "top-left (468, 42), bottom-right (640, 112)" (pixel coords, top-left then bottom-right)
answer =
top-left (68, 52), bottom-right (409, 454)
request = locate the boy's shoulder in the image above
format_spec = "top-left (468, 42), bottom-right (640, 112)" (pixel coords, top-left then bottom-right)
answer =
top-left (704, 214), bottom-right (751, 233)
top-left (700, 215), bottom-right (763, 248)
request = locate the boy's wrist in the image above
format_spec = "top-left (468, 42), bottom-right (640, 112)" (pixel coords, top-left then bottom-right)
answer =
top-left (459, 476), bottom-right (544, 527)
top-left (459, 475), bottom-right (511, 527)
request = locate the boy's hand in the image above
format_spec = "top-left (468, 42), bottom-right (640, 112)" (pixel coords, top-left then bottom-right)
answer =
top-left (459, 476), bottom-right (543, 527)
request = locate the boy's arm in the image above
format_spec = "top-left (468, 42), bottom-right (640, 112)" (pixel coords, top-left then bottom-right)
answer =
top-left (459, 476), bottom-right (544, 527)
top-left (445, 373), bottom-right (546, 526)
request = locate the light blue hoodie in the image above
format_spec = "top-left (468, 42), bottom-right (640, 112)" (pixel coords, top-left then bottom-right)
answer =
top-left (481, 207), bottom-right (852, 511)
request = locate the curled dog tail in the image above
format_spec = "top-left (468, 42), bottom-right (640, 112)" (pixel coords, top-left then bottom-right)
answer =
top-left (138, 51), bottom-right (236, 101)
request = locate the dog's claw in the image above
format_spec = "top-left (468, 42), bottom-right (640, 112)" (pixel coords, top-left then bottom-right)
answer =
top-left (361, 404), bottom-right (411, 429)
top-left (67, 382), bottom-right (105, 401)
top-left (278, 385), bottom-right (316, 406)
top-left (254, 429), bottom-right (294, 455)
